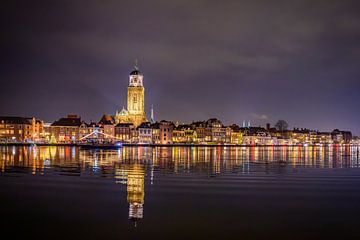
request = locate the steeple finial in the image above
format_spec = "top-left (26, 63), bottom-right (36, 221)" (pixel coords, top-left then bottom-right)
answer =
top-left (134, 59), bottom-right (138, 70)
top-left (150, 105), bottom-right (154, 123)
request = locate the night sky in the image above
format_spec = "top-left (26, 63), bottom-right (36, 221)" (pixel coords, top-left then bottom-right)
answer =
top-left (1, 0), bottom-right (360, 134)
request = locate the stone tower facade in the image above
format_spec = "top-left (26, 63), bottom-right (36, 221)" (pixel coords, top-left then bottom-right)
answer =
top-left (115, 65), bottom-right (147, 127)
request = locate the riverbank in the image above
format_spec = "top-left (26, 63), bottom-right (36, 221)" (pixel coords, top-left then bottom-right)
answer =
top-left (0, 142), bottom-right (355, 148)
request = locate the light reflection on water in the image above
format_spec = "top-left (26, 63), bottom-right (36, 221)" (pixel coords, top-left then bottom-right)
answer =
top-left (1, 145), bottom-right (360, 239)
top-left (1, 145), bottom-right (359, 175)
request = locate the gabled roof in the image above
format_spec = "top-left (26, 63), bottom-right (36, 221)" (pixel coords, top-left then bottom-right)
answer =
top-left (0, 116), bottom-right (32, 125)
top-left (317, 132), bottom-right (331, 135)
top-left (332, 129), bottom-right (352, 135)
top-left (240, 126), bottom-right (267, 135)
top-left (88, 122), bottom-right (101, 128)
top-left (52, 116), bottom-right (82, 127)
top-left (159, 120), bottom-right (175, 128)
top-left (137, 122), bottom-right (151, 129)
top-left (174, 124), bottom-right (193, 131)
top-left (118, 107), bottom-right (129, 116)
top-left (98, 114), bottom-right (115, 125)
top-left (115, 123), bottom-right (134, 127)
top-left (80, 121), bottom-right (90, 127)
top-left (292, 128), bottom-right (311, 134)
top-left (151, 122), bottom-right (160, 129)
top-left (191, 121), bottom-right (206, 128)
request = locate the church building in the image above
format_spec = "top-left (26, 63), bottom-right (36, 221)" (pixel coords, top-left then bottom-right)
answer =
top-left (115, 64), bottom-right (147, 127)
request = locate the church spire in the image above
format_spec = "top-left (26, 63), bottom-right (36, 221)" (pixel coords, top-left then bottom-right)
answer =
top-left (134, 59), bottom-right (139, 70)
top-left (150, 105), bottom-right (154, 123)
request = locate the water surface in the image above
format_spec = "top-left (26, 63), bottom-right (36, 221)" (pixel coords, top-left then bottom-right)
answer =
top-left (1, 145), bottom-right (360, 239)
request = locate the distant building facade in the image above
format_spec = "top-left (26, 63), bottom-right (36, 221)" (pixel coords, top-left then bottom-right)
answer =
top-left (0, 114), bottom-right (356, 146)
top-left (115, 123), bottom-right (135, 142)
top-left (49, 115), bottom-right (82, 143)
top-left (0, 116), bottom-right (44, 142)
top-left (137, 122), bottom-right (152, 144)
top-left (159, 120), bottom-right (174, 144)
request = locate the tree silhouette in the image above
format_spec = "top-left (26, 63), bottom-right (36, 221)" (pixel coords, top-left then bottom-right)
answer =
top-left (275, 120), bottom-right (288, 132)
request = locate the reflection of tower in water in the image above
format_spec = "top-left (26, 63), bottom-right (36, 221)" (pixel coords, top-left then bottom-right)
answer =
top-left (127, 164), bottom-right (145, 224)
top-left (115, 162), bottom-right (146, 226)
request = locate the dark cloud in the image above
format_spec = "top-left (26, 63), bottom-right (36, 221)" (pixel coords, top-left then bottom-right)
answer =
top-left (1, 0), bottom-right (360, 134)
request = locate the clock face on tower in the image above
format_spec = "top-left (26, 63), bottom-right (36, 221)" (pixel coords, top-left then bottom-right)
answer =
top-left (129, 75), bottom-right (143, 87)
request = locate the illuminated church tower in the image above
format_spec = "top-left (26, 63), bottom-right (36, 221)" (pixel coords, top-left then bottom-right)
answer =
top-left (115, 63), bottom-right (147, 127)
top-left (127, 65), bottom-right (146, 126)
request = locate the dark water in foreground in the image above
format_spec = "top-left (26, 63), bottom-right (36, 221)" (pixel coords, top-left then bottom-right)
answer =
top-left (1, 145), bottom-right (360, 240)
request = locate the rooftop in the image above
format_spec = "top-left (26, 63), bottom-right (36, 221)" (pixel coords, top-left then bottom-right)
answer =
top-left (51, 116), bottom-right (82, 127)
top-left (0, 116), bottom-right (32, 125)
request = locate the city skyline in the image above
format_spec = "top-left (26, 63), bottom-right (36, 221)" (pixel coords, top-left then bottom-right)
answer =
top-left (2, 2), bottom-right (360, 239)
top-left (0, 62), bottom-right (357, 135)
top-left (1, 0), bottom-right (360, 134)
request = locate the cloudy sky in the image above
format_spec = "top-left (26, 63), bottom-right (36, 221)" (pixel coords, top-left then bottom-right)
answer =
top-left (1, 0), bottom-right (360, 134)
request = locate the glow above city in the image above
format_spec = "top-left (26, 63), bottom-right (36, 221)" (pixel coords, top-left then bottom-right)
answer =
top-left (1, 0), bottom-right (360, 134)
top-left (2, 1), bottom-right (360, 239)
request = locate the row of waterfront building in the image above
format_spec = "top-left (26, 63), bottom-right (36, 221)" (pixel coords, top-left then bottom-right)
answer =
top-left (0, 114), bottom-right (355, 145)
top-left (0, 65), bottom-right (356, 145)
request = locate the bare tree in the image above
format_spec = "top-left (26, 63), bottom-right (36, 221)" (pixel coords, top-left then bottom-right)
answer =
top-left (275, 120), bottom-right (288, 132)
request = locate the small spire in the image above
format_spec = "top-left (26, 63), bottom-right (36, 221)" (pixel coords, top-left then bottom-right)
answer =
top-left (150, 105), bottom-right (154, 123)
top-left (134, 59), bottom-right (138, 70)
